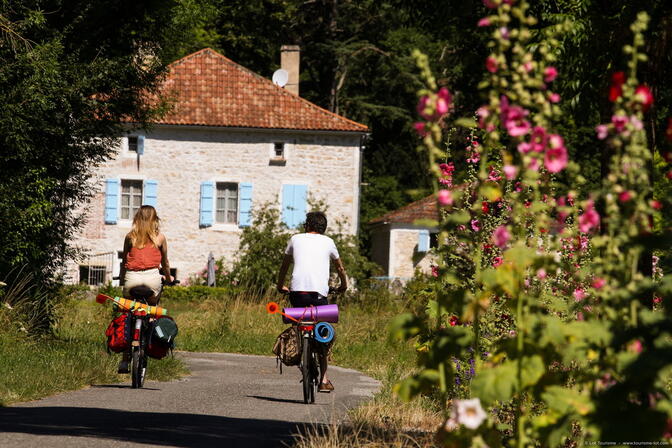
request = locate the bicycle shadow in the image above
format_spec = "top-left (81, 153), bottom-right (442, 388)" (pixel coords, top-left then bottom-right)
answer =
top-left (246, 394), bottom-right (307, 405)
top-left (90, 384), bottom-right (161, 391)
top-left (0, 406), bottom-right (314, 447)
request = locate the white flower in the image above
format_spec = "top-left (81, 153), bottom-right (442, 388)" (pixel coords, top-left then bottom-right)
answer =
top-left (455, 398), bottom-right (487, 429)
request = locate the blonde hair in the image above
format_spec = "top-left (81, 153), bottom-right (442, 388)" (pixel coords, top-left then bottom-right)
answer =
top-left (128, 205), bottom-right (160, 249)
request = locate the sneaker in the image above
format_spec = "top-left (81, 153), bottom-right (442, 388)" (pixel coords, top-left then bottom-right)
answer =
top-left (318, 380), bottom-right (334, 393)
top-left (118, 360), bottom-right (130, 374)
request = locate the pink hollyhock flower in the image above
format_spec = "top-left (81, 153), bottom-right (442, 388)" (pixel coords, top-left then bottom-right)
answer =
top-left (595, 124), bottom-right (609, 140)
top-left (503, 164), bottom-right (518, 180)
top-left (493, 256), bottom-right (504, 268)
top-left (635, 85), bottom-right (654, 112)
top-left (471, 219), bottom-right (481, 232)
top-left (499, 27), bottom-right (509, 40)
top-left (486, 56), bottom-right (498, 73)
top-left (438, 189), bottom-right (453, 206)
top-left (413, 122), bottom-right (427, 137)
top-left (549, 93), bottom-right (561, 103)
top-left (543, 66), bottom-right (558, 82)
top-left (523, 61), bottom-right (533, 73)
top-left (651, 200), bottom-right (663, 210)
top-left (618, 191), bottom-right (632, 202)
top-left (517, 142), bottom-right (532, 154)
top-left (544, 134), bottom-right (568, 173)
top-left (528, 157), bottom-right (540, 171)
top-left (609, 71), bottom-right (626, 102)
top-left (530, 126), bottom-right (548, 152)
top-left (417, 95), bottom-right (431, 120)
top-left (492, 225), bottom-right (511, 248)
top-left (612, 114), bottom-right (629, 132)
top-left (630, 115), bottom-right (643, 130)
top-left (477, 17), bottom-right (491, 27)
top-left (449, 315), bottom-right (460, 326)
top-left (476, 106), bottom-right (493, 131)
top-left (457, 225), bottom-right (466, 231)
top-left (439, 162), bottom-right (455, 176)
top-left (628, 340), bottom-right (643, 354)
top-left (488, 166), bottom-right (501, 182)
top-left (537, 268), bottom-right (547, 280)
top-left (436, 87), bottom-right (452, 115)
top-left (431, 265), bottom-right (439, 278)
top-left (483, 0), bottom-right (498, 8)
top-left (573, 288), bottom-right (586, 301)
top-left (500, 96), bottom-right (531, 137)
top-left (666, 171), bottom-right (672, 180)
top-left (592, 277), bottom-right (606, 290)
top-left (578, 200), bottom-right (600, 233)
top-left (482, 201), bottom-right (490, 214)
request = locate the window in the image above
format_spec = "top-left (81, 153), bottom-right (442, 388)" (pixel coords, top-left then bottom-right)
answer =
top-left (216, 182), bottom-right (238, 224)
top-left (128, 136), bottom-right (139, 153)
top-left (121, 180), bottom-right (143, 220)
top-left (274, 142), bottom-right (285, 158)
top-left (430, 232), bottom-right (439, 249)
top-left (79, 265), bottom-right (106, 286)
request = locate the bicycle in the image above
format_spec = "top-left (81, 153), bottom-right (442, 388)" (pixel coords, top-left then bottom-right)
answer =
top-left (279, 288), bottom-right (338, 404)
top-left (108, 277), bottom-right (179, 388)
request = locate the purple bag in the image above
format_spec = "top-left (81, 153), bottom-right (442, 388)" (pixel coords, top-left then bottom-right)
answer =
top-left (282, 304), bottom-right (339, 324)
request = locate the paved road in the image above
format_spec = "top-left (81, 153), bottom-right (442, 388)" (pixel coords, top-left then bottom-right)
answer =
top-left (0, 352), bottom-right (381, 448)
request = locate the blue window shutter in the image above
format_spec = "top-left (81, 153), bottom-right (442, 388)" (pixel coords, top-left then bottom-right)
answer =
top-left (418, 229), bottom-right (430, 253)
top-left (104, 179), bottom-right (119, 224)
top-left (282, 184), bottom-right (295, 227)
top-left (143, 179), bottom-right (158, 208)
top-left (238, 182), bottom-right (253, 227)
top-left (293, 185), bottom-right (307, 228)
top-left (137, 135), bottom-right (145, 155)
top-left (200, 181), bottom-right (214, 227)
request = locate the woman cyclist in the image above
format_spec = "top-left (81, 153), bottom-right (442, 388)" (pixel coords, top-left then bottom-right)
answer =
top-left (117, 205), bottom-right (172, 373)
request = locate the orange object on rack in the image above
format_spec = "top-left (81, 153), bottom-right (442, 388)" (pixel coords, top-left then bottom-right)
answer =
top-left (96, 294), bottom-right (169, 317)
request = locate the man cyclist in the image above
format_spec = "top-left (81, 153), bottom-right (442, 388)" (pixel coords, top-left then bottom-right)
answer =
top-left (276, 211), bottom-right (347, 393)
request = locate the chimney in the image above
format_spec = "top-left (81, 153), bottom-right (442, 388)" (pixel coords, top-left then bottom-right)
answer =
top-left (280, 45), bottom-right (300, 96)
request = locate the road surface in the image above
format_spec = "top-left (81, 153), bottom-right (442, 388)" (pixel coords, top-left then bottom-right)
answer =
top-left (0, 352), bottom-right (381, 447)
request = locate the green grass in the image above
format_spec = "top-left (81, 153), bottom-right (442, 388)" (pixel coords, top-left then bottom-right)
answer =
top-left (0, 292), bottom-right (186, 406)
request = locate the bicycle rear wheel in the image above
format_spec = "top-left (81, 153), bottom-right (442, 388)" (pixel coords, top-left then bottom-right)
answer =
top-left (131, 348), bottom-right (146, 389)
top-left (301, 339), bottom-right (313, 404)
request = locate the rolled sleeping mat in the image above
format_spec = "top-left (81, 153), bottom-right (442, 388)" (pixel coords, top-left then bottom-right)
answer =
top-left (314, 322), bottom-right (335, 344)
top-left (282, 304), bottom-right (339, 324)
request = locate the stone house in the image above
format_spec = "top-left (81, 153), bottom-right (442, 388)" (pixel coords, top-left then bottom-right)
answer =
top-left (70, 47), bottom-right (368, 285)
top-left (368, 195), bottom-right (439, 282)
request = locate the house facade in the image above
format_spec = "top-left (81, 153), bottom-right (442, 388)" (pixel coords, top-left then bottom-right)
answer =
top-left (368, 195), bottom-right (439, 282)
top-left (70, 48), bottom-right (368, 285)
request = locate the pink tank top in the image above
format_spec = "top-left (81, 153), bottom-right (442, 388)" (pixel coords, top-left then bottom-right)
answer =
top-left (125, 245), bottom-right (162, 271)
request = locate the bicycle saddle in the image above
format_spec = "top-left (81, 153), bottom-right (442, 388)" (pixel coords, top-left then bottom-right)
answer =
top-left (129, 285), bottom-right (154, 301)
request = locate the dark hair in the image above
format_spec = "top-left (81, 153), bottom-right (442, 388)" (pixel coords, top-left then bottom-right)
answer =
top-left (305, 211), bottom-right (327, 234)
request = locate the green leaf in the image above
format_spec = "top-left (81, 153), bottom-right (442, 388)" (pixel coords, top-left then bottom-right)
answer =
top-left (520, 355), bottom-right (545, 388)
top-left (471, 360), bottom-right (517, 405)
top-left (389, 313), bottom-right (423, 341)
top-left (542, 386), bottom-right (594, 416)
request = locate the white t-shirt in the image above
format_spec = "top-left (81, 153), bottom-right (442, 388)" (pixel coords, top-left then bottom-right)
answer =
top-left (285, 233), bottom-right (340, 297)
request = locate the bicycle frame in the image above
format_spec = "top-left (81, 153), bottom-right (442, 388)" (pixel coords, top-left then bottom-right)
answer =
top-left (296, 321), bottom-right (320, 404)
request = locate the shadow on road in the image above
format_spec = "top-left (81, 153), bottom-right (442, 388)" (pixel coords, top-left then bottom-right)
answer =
top-left (90, 385), bottom-right (161, 391)
top-left (0, 406), bottom-right (313, 448)
top-left (247, 395), bottom-right (308, 405)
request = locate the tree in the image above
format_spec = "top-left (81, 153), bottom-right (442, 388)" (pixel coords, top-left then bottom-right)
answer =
top-left (0, 1), bottom-right (208, 325)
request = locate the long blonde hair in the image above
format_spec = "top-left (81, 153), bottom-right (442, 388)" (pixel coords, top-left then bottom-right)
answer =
top-left (128, 205), bottom-right (160, 249)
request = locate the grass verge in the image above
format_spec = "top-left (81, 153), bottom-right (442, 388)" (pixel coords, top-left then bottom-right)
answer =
top-left (0, 287), bottom-right (186, 406)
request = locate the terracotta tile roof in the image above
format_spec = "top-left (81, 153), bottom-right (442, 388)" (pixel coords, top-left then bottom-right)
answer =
top-left (369, 195), bottom-right (439, 225)
top-left (153, 48), bottom-right (368, 132)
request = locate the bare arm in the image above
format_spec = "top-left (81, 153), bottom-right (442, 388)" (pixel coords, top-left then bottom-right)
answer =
top-left (158, 234), bottom-right (172, 283)
top-left (276, 253), bottom-right (292, 293)
top-left (119, 236), bottom-right (132, 286)
top-left (334, 258), bottom-right (348, 292)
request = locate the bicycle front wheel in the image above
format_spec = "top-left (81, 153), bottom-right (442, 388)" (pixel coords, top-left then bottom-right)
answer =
top-left (301, 339), bottom-right (313, 404)
top-left (131, 348), bottom-right (146, 389)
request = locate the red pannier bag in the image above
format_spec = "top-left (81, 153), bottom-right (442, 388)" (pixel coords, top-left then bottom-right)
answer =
top-left (105, 312), bottom-right (132, 353)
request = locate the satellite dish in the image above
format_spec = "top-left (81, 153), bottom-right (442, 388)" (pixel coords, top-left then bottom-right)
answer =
top-left (272, 69), bottom-right (289, 87)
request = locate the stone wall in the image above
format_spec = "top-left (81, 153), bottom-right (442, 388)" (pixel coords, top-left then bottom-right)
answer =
top-left (389, 228), bottom-right (435, 280)
top-left (68, 125), bottom-right (362, 283)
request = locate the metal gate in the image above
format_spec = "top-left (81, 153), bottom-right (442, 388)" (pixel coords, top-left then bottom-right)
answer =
top-left (79, 251), bottom-right (115, 286)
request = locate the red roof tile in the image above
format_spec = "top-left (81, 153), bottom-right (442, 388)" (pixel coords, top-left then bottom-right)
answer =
top-left (369, 195), bottom-right (439, 225)
top-left (153, 48), bottom-right (368, 132)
